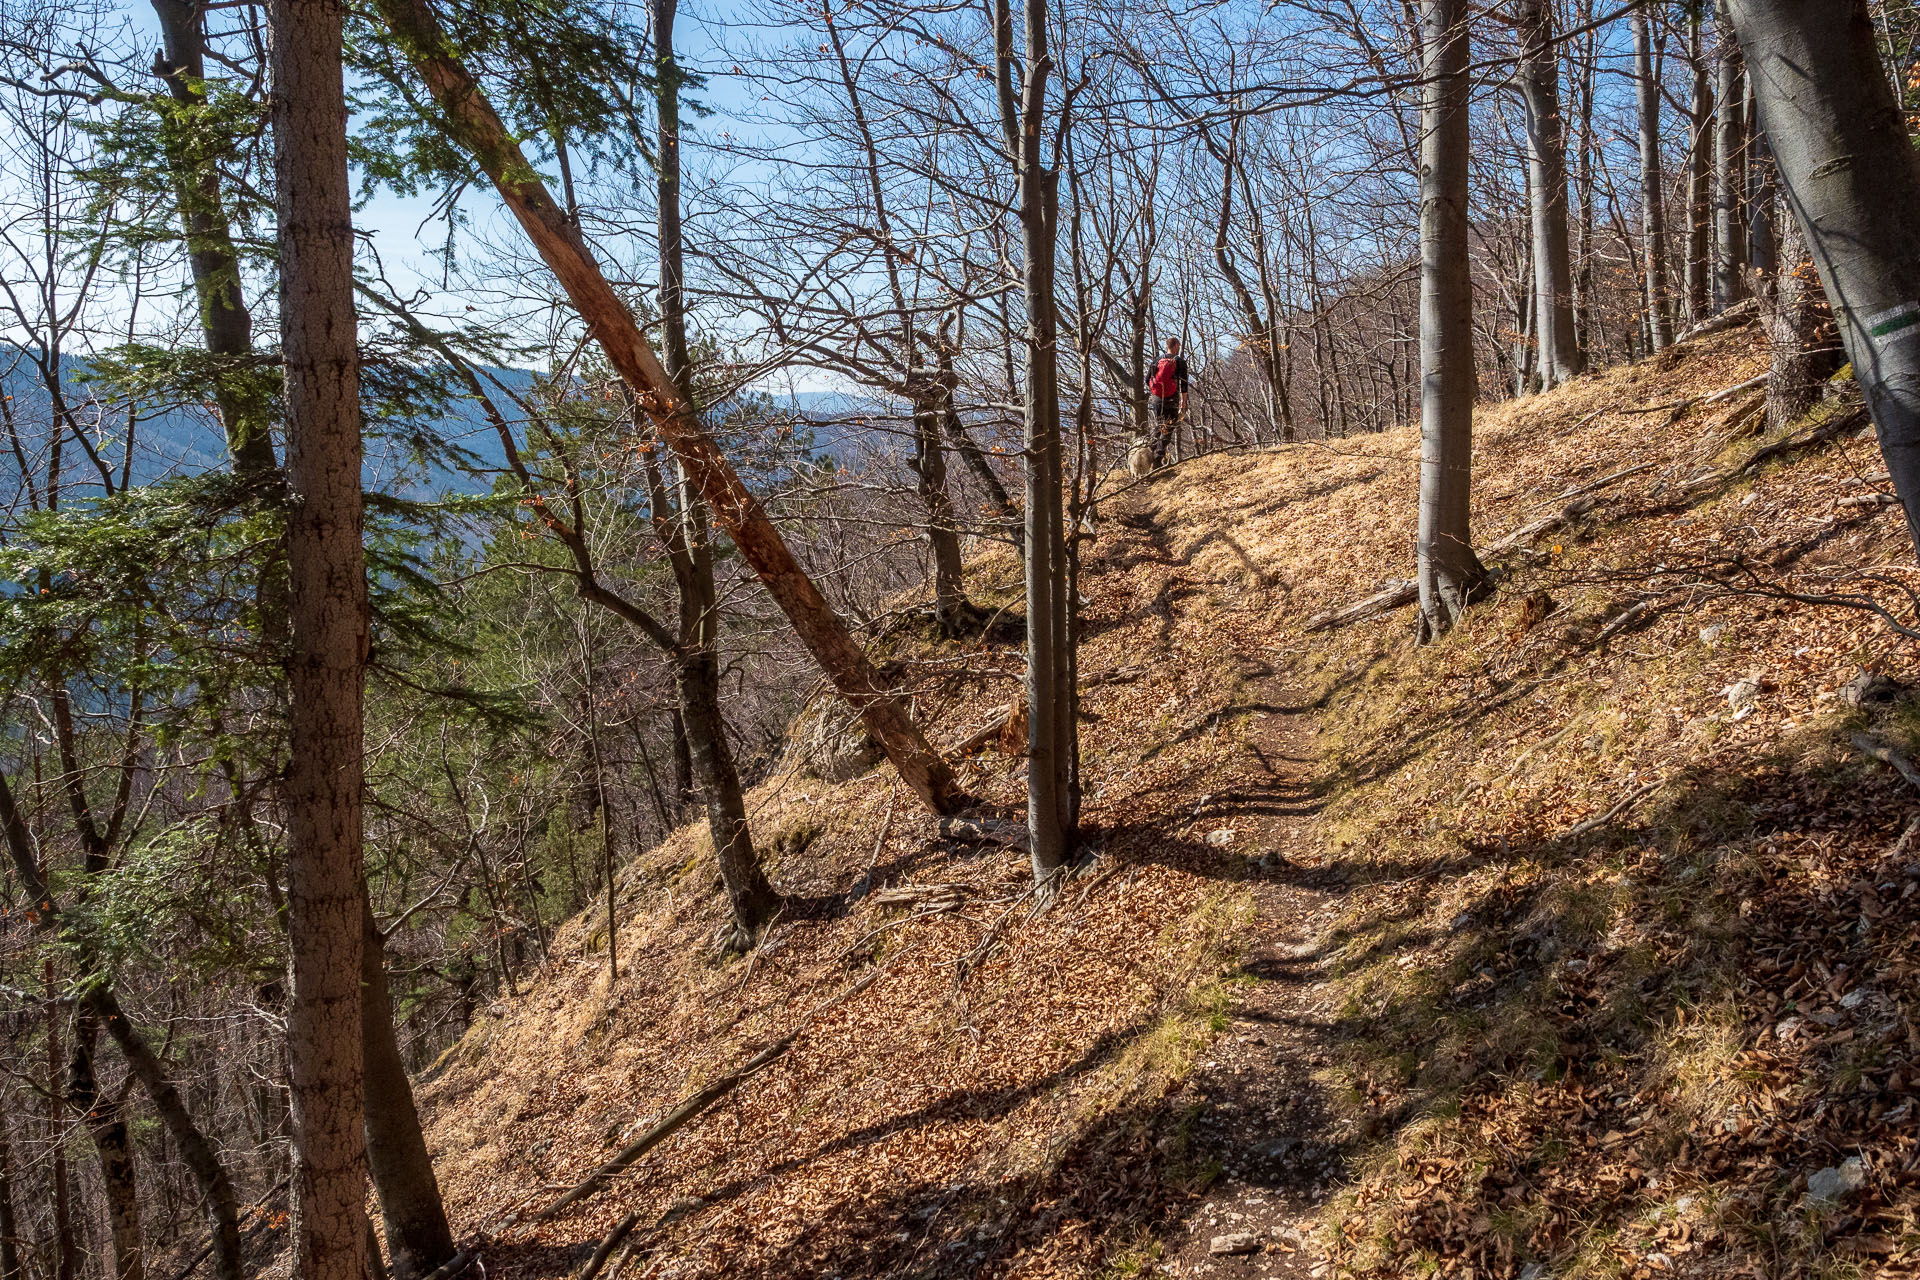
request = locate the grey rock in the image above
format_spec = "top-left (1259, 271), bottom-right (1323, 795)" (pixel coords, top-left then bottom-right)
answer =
top-left (1805, 1157), bottom-right (1867, 1206)
top-left (1208, 1231), bottom-right (1261, 1256)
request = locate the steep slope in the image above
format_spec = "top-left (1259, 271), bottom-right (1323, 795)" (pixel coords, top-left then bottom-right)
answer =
top-left (419, 323), bottom-right (1920, 1279)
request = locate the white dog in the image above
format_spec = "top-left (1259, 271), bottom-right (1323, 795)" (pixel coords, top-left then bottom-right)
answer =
top-left (1126, 435), bottom-right (1153, 477)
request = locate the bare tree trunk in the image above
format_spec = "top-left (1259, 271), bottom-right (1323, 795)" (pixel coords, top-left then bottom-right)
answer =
top-left (653, 0), bottom-right (781, 946)
top-left (677, 647), bottom-right (779, 946)
top-left (273, 0), bottom-right (369, 1273)
top-left (937, 340), bottom-right (1021, 551)
top-left (1687, 10), bottom-right (1715, 325)
top-left (1761, 205), bottom-right (1833, 429)
top-left (371, 0), bottom-right (962, 815)
top-left (0, 1087), bottom-right (20, 1280)
top-left (44, 975), bottom-right (76, 1280)
top-left (1517, 0), bottom-right (1583, 386)
top-left (68, 1010), bottom-right (142, 1280)
top-left (1713, 0), bottom-right (1750, 312)
top-left (996, 0), bottom-right (1073, 887)
top-left (1727, 0), bottom-right (1920, 552)
top-left (360, 900), bottom-right (455, 1280)
top-left (1634, 7), bottom-right (1676, 350)
top-left (149, 0), bottom-right (277, 474)
top-left (1747, 95), bottom-right (1779, 283)
top-left (912, 399), bottom-right (971, 632)
top-left (1416, 0), bottom-right (1489, 641)
top-left (86, 989), bottom-right (242, 1280)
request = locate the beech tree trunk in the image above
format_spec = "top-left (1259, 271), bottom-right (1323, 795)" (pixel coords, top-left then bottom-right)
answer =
top-left (1517, 0), bottom-right (1583, 387)
top-left (360, 900), bottom-right (455, 1280)
top-left (1713, 1), bottom-right (1750, 312)
top-left (68, 1010), bottom-right (142, 1280)
top-left (996, 0), bottom-right (1074, 886)
top-left (1686, 10), bottom-right (1716, 325)
top-left (273, 0), bottom-right (369, 1274)
top-left (1416, 0), bottom-right (1488, 640)
top-left (1726, 0), bottom-right (1920, 552)
top-left (371, 0), bottom-right (962, 816)
top-left (1634, 7), bottom-right (1676, 351)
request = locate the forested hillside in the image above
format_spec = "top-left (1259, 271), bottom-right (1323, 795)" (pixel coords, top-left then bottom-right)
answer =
top-left (3, 0), bottom-right (1920, 1279)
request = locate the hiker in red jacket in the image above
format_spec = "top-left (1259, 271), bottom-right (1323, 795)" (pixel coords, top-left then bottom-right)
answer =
top-left (1147, 337), bottom-right (1190, 467)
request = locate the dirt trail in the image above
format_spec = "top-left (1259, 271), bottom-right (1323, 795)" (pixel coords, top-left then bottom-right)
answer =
top-left (1111, 496), bottom-right (1354, 1279)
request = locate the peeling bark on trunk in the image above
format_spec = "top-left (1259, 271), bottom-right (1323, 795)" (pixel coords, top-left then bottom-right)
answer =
top-left (371, 0), bottom-right (961, 815)
top-left (273, 0), bottom-right (369, 1274)
top-left (1726, 0), bottom-right (1920, 552)
top-left (1416, 0), bottom-right (1488, 640)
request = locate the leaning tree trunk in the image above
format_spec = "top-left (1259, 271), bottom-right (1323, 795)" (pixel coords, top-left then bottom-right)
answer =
top-left (1726, 0), bottom-right (1920, 553)
top-left (150, 0), bottom-right (277, 474)
top-left (1634, 7), bottom-right (1676, 351)
top-left (1517, 0), bottom-right (1583, 387)
top-left (68, 1009), bottom-right (143, 1280)
top-left (1686, 10), bottom-right (1716, 326)
top-left (372, 0), bottom-right (961, 815)
top-left (273, 0), bottom-right (369, 1274)
top-left (1416, 0), bottom-right (1489, 641)
top-left (1713, 0), bottom-right (1750, 312)
top-left (360, 899), bottom-right (455, 1280)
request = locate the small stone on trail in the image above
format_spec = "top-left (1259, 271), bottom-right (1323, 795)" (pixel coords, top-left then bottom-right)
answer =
top-left (1723, 678), bottom-right (1760, 712)
top-left (1699, 623), bottom-right (1727, 644)
top-left (1805, 1157), bottom-right (1867, 1206)
top-left (1207, 828), bottom-right (1236, 847)
top-left (1209, 1231), bottom-right (1261, 1256)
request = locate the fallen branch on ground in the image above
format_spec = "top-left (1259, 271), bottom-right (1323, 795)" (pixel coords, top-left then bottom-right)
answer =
top-left (1560, 778), bottom-right (1665, 841)
top-left (1853, 734), bottom-right (1920, 792)
top-left (577, 1214), bottom-right (640, 1280)
top-left (1303, 580), bottom-right (1417, 633)
top-left (1683, 408), bottom-right (1868, 492)
top-left (938, 815), bottom-right (1030, 850)
top-left (1673, 298), bottom-right (1760, 344)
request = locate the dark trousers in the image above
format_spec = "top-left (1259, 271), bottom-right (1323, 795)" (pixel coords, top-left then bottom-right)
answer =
top-left (1149, 396), bottom-right (1180, 465)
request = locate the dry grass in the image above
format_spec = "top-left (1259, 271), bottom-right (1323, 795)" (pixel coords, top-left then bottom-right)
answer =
top-left (421, 324), bottom-right (1920, 1279)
